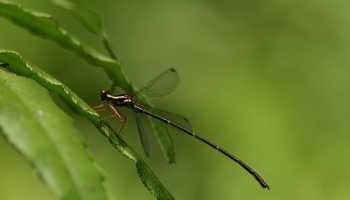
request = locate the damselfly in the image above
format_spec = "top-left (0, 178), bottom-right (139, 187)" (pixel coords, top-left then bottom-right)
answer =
top-left (89, 68), bottom-right (269, 189)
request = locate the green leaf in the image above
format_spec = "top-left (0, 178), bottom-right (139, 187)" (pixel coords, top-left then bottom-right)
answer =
top-left (0, 1), bottom-right (123, 88)
top-left (45, 0), bottom-right (117, 59)
top-left (0, 1), bottom-right (176, 164)
top-left (0, 70), bottom-right (108, 200)
top-left (0, 50), bottom-right (174, 200)
top-left (47, 0), bottom-right (104, 38)
top-left (151, 119), bottom-right (176, 163)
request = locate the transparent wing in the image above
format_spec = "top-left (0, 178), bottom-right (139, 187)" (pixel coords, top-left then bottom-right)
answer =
top-left (136, 68), bottom-right (180, 97)
top-left (134, 112), bottom-right (151, 157)
top-left (139, 103), bottom-right (193, 132)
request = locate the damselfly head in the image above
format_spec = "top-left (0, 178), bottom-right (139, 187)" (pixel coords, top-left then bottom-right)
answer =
top-left (99, 90), bottom-right (110, 101)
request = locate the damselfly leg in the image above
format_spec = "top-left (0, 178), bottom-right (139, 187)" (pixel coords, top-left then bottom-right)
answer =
top-left (87, 103), bottom-right (127, 139)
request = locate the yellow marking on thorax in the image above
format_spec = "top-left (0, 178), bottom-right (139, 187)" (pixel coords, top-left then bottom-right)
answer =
top-left (106, 94), bottom-right (114, 98)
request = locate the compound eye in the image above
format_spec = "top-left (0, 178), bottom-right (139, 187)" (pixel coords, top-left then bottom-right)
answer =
top-left (99, 90), bottom-right (110, 101)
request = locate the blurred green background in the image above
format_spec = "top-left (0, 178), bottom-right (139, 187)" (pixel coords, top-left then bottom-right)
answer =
top-left (1, 0), bottom-right (350, 199)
